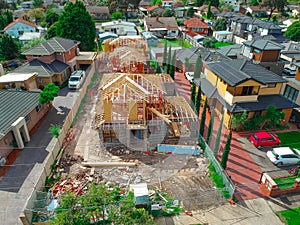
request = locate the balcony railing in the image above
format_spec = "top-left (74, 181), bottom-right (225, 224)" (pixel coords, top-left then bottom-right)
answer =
top-left (224, 91), bottom-right (258, 105)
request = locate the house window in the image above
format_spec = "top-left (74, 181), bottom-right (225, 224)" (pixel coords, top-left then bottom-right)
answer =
top-left (38, 78), bottom-right (43, 83)
top-left (25, 114), bottom-right (31, 123)
top-left (253, 49), bottom-right (261, 53)
top-left (267, 83), bottom-right (276, 88)
top-left (35, 104), bottom-right (42, 112)
top-left (284, 85), bottom-right (299, 102)
top-left (241, 86), bottom-right (253, 96)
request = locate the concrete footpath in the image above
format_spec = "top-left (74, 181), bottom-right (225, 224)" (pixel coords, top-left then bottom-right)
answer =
top-left (157, 198), bottom-right (287, 225)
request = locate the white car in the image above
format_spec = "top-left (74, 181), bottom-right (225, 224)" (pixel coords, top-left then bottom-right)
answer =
top-left (267, 147), bottom-right (300, 166)
top-left (283, 67), bottom-right (296, 76)
top-left (68, 70), bottom-right (85, 89)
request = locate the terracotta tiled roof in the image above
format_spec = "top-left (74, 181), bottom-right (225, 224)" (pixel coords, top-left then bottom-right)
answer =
top-left (4, 18), bottom-right (37, 31)
top-left (147, 5), bottom-right (160, 11)
top-left (184, 18), bottom-right (209, 29)
top-left (86, 6), bottom-right (109, 14)
top-left (145, 17), bottom-right (178, 30)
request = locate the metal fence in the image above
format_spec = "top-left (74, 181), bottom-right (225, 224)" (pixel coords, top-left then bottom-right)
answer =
top-left (200, 136), bottom-right (236, 198)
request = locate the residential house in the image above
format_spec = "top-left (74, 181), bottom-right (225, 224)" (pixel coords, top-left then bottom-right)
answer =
top-left (0, 90), bottom-right (49, 154)
top-left (224, 0), bottom-right (238, 4)
top-left (99, 32), bottom-right (118, 43)
top-left (280, 42), bottom-right (300, 67)
top-left (0, 72), bottom-right (39, 91)
top-left (233, 5), bottom-right (246, 14)
top-left (86, 6), bottom-right (110, 20)
top-left (144, 17), bottom-right (179, 38)
top-left (184, 18), bottom-right (209, 36)
top-left (292, 8), bottom-right (300, 17)
top-left (246, 6), bottom-right (269, 17)
top-left (95, 73), bottom-right (198, 150)
top-left (281, 62), bottom-right (300, 121)
top-left (162, 0), bottom-right (174, 8)
top-left (174, 7), bottom-right (186, 18)
top-left (18, 37), bottom-right (96, 88)
top-left (19, 32), bottom-right (41, 44)
top-left (197, 4), bottom-right (220, 16)
top-left (4, 18), bottom-right (38, 38)
top-left (142, 32), bottom-right (158, 47)
top-left (194, 59), bottom-right (295, 129)
top-left (213, 31), bottom-right (233, 42)
top-left (21, 1), bottom-right (34, 9)
top-left (217, 44), bottom-right (243, 59)
top-left (241, 39), bottom-right (284, 74)
top-left (146, 5), bottom-right (164, 16)
top-left (139, 0), bottom-right (151, 9)
top-left (101, 20), bottom-right (137, 36)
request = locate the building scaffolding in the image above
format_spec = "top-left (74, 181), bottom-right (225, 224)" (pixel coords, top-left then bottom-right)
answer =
top-left (95, 73), bottom-right (198, 151)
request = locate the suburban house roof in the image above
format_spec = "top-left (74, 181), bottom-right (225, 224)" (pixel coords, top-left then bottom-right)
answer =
top-left (206, 59), bottom-right (286, 86)
top-left (147, 5), bottom-right (161, 11)
top-left (184, 18), bottom-right (209, 29)
top-left (4, 18), bottom-right (37, 30)
top-left (194, 78), bottom-right (296, 113)
top-left (13, 59), bottom-right (69, 77)
top-left (176, 47), bottom-right (230, 65)
top-left (0, 72), bottom-right (37, 83)
top-left (198, 4), bottom-right (220, 13)
top-left (145, 17), bottom-right (178, 30)
top-left (22, 37), bottom-right (80, 56)
top-left (217, 44), bottom-right (242, 57)
top-left (101, 20), bottom-right (136, 27)
top-left (0, 90), bottom-right (40, 136)
top-left (86, 6), bottom-right (109, 14)
top-left (247, 5), bottom-right (270, 13)
top-left (243, 39), bottom-right (284, 50)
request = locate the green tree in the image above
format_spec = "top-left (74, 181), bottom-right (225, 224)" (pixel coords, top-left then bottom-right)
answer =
top-left (203, 37), bottom-right (217, 48)
top-left (250, 0), bottom-right (260, 6)
top-left (156, 64), bottom-right (162, 73)
top-left (167, 45), bottom-right (172, 74)
top-left (213, 114), bottom-right (224, 156)
top-left (111, 11), bottom-right (123, 20)
top-left (262, 0), bottom-right (286, 21)
top-left (45, 9), bottom-right (59, 28)
top-left (184, 57), bottom-right (192, 72)
top-left (190, 82), bottom-right (196, 106)
top-left (194, 55), bottom-right (202, 79)
top-left (207, 2), bottom-right (214, 19)
top-left (27, 8), bottom-right (45, 23)
top-left (21, 37), bottom-right (45, 52)
top-left (0, 9), bottom-right (13, 30)
top-left (169, 50), bottom-right (176, 79)
top-left (0, 33), bottom-right (19, 60)
top-left (39, 83), bottom-right (59, 104)
top-left (260, 105), bottom-right (285, 129)
top-left (162, 8), bottom-right (174, 17)
top-left (210, 0), bottom-right (220, 7)
top-left (195, 0), bottom-right (205, 7)
top-left (45, 22), bottom-right (58, 39)
top-left (285, 21), bottom-right (300, 42)
top-left (162, 42), bottom-right (168, 69)
top-left (195, 84), bottom-right (201, 115)
top-left (231, 110), bottom-right (247, 131)
top-left (221, 129), bottom-right (232, 169)
top-left (206, 108), bottom-right (214, 145)
top-left (56, 1), bottom-right (96, 51)
top-left (49, 124), bottom-right (61, 138)
top-left (187, 7), bottom-right (194, 17)
top-left (199, 98), bottom-right (208, 136)
top-left (213, 18), bottom-right (227, 31)
top-left (33, 0), bottom-right (44, 8)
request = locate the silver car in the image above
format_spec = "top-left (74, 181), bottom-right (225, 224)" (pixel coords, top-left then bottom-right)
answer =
top-left (267, 147), bottom-right (300, 166)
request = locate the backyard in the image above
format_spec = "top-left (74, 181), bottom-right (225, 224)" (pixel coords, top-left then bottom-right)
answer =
top-left (160, 38), bottom-right (193, 48)
top-left (278, 205), bottom-right (300, 225)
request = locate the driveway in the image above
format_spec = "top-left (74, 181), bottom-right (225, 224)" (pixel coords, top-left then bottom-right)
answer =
top-left (0, 86), bottom-right (77, 224)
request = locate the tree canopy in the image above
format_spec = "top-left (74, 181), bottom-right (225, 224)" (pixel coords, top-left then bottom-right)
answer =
top-left (55, 1), bottom-right (96, 51)
top-left (162, 8), bottom-right (174, 17)
top-left (285, 21), bottom-right (300, 42)
top-left (0, 33), bottom-right (20, 60)
top-left (213, 18), bottom-right (227, 31)
top-left (0, 9), bottom-right (13, 30)
top-left (261, 0), bottom-right (286, 21)
top-left (45, 9), bottom-right (59, 28)
top-left (39, 83), bottom-right (59, 104)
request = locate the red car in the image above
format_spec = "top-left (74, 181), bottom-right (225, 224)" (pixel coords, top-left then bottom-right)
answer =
top-left (249, 131), bottom-right (281, 148)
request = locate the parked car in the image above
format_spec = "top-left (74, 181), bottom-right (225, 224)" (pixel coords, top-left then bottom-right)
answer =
top-left (249, 131), bottom-right (280, 148)
top-left (68, 70), bottom-right (85, 89)
top-left (283, 67), bottom-right (296, 76)
top-left (267, 147), bottom-right (300, 166)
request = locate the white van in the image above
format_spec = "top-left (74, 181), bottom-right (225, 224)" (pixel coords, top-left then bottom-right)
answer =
top-left (68, 70), bottom-right (85, 89)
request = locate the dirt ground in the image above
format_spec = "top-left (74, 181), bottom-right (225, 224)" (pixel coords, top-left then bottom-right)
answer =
top-left (60, 71), bottom-right (226, 212)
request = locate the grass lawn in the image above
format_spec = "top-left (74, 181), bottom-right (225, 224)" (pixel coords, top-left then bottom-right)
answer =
top-left (273, 173), bottom-right (300, 189)
top-left (277, 206), bottom-right (300, 225)
top-left (160, 39), bottom-right (193, 48)
top-left (215, 42), bottom-right (233, 48)
top-left (276, 131), bottom-right (300, 149)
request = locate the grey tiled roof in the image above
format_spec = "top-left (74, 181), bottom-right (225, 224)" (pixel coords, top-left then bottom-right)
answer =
top-left (243, 39), bottom-right (284, 50)
top-left (22, 37), bottom-right (80, 56)
top-left (0, 90), bottom-right (40, 136)
top-left (13, 60), bottom-right (69, 77)
top-left (216, 44), bottom-right (242, 57)
top-left (232, 94), bottom-right (297, 113)
top-left (206, 59), bottom-right (286, 86)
